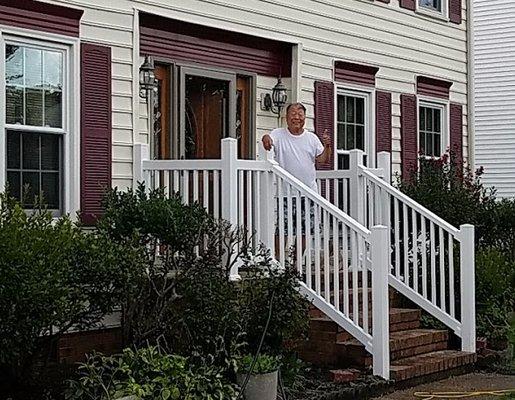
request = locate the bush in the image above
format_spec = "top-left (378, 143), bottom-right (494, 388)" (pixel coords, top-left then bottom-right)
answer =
top-left (476, 248), bottom-right (515, 345)
top-left (481, 199), bottom-right (515, 261)
top-left (66, 346), bottom-right (238, 400)
top-left (0, 193), bottom-right (144, 381)
top-left (237, 354), bottom-right (281, 374)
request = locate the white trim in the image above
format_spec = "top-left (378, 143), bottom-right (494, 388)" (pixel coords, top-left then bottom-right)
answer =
top-left (334, 84), bottom-right (376, 168)
top-left (415, 0), bottom-right (449, 21)
top-left (0, 26), bottom-right (80, 218)
top-left (417, 96), bottom-right (450, 159)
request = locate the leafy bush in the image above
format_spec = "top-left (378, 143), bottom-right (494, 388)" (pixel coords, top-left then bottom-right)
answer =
top-left (66, 346), bottom-right (237, 400)
top-left (0, 193), bottom-right (144, 381)
top-left (237, 354), bottom-right (281, 375)
top-left (476, 248), bottom-right (515, 345)
top-left (481, 199), bottom-right (515, 261)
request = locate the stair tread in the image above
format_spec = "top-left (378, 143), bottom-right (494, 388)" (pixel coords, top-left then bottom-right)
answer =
top-left (338, 328), bottom-right (448, 346)
top-left (311, 308), bottom-right (419, 322)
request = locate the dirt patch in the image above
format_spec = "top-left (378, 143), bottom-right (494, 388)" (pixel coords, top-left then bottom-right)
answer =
top-left (375, 373), bottom-right (515, 400)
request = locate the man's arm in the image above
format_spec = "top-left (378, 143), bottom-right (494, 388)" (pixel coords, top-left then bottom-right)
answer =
top-left (316, 130), bottom-right (332, 164)
top-left (262, 134), bottom-right (273, 151)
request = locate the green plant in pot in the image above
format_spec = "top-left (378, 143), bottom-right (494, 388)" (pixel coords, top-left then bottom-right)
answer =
top-left (236, 354), bottom-right (281, 400)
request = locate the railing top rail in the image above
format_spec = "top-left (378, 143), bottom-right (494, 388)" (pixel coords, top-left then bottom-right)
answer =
top-left (235, 160), bottom-right (270, 171)
top-left (272, 164), bottom-right (371, 238)
top-left (360, 167), bottom-right (461, 237)
top-left (316, 169), bottom-right (353, 179)
top-left (143, 159), bottom-right (222, 171)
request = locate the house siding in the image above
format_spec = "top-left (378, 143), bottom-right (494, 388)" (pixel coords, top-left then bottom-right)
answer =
top-left (473, 0), bottom-right (515, 198)
top-left (29, 0), bottom-right (469, 184)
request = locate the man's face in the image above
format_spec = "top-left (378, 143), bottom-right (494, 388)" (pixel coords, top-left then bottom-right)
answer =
top-left (286, 105), bottom-right (306, 132)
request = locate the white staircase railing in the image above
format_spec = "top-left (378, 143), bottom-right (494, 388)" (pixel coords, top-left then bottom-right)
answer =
top-left (134, 139), bottom-right (391, 378)
top-left (316, 149), bottom-right (476, 354)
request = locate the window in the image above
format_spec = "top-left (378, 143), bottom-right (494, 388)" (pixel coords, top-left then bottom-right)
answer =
top-left (336, 91), bottom-right (368, 169)
top-left (4, 41), bottom-right (65, 213)
top-left (419, 0), bottom-right (442, 12)
top-left (419, 103), bottom-right (446, 158)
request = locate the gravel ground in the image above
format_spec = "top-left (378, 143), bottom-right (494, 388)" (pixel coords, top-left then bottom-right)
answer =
top-left (375, 373), bottom-right (515, 400)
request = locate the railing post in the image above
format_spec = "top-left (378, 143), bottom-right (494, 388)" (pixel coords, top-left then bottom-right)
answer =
top-left (460, 224), bottom-right (476, 352)
top-left (258, 144), bottom-right (276, 251)
top-left (133, 143), bottom-right (149, 188)
top-left (377, 151), bottom-right (391, 184)
top-left (371, 225), bottom-right (390, 379)
top-left (349, 149), bottom-right (365, 225)
top-left (221, 138), bottom-right (241, 281)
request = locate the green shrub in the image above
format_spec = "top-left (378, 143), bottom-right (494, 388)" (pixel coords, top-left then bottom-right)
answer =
top-left (66, 346), bottom-right (237, 400)
top-left (237, 354), bottom-right (281, 374)
top-left (481, 199), bottom-right (515, 261)
top-left (476, 248), bottom-right (515, 345)
top-left (0, 193), bottom-right (144, 381)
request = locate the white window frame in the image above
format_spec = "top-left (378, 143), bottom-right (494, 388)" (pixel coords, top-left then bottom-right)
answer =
top-left (334, 85), bottom-right (375, 168)
top-left (416, 0), bottom-right (449, 21)
top-left (417, 97), bottom-right (449, 159)
top-left (0, 26), bottom-right (80, 217)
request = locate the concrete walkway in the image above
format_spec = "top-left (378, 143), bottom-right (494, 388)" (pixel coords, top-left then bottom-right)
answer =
top-left (376, 373), bottom-right (515, 400)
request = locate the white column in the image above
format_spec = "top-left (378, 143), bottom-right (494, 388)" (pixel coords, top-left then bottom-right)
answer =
top-left (371, 225), bottom-right (390, 379)
top-left (460, 224), bottom-right (476, 352)
top-left (377, 151), bottom-right (391, 184)
top-left (221, 138), bottom-right (240, 280)
top-left (349, 149), bottom-right (365, 225)
top-left (133, 143), bottom-right (149, 188)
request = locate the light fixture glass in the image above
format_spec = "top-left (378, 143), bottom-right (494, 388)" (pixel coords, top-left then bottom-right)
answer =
top-left (139, 55), bottom-right (157, 99)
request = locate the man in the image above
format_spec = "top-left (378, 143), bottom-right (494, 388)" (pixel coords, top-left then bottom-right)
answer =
top-left (262, 103), bottom-right (332, 192)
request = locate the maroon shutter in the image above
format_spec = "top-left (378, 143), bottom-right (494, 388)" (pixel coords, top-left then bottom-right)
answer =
top-left (314, 81), bottom-right (335, 171)
top-left (400, 94), bottom-right (418, 180)
top-left (400, 0), bottom-right (416, 10)
top-left (449, 0), bottom-right (462, 24)
top-left (376, 91), bottom-right (392, 154)
top-left (81, 43), bottom-right (112, 225)
top-left (0, 0), bottom-right (83, 37)
top-left (450, 103), bottom-right (463, 167)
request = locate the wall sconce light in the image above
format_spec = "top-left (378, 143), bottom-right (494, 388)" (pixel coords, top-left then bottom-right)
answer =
top-left (261, 77), bottom-right (288, 115)
top-left (139, 55), bottom-right (158, 99)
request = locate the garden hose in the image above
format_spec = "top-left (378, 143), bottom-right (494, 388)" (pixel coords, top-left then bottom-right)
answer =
top-left (413, 388), bottom-right (515, 399)
top-left (236, 290), bottom-right (277, 400)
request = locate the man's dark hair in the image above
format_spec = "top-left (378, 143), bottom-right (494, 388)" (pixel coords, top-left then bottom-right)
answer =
top-left (286, 102), bottom-right (307, 114)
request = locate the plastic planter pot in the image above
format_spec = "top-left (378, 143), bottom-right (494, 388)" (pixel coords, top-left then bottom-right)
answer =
top-left (236, 370), bottom-right (278, 400)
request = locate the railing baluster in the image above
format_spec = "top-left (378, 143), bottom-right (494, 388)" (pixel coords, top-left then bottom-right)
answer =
top-left (238, 170), bottom-right (244, 228)
top-left (333, 217), bottom-right (340, 312)
top-left (394, 198), bottom-right (401, 279)
top-left (305, 196), bottom-right (313, 290)
top-left (295, 192), bottom-right (302, 275)
top-left (286, 184), bottom-right (293, 251)
top-left (278, 177), bottom-right (285, 268)
top-left (213, 170), bottom-right (220, 220)
top-left (192, 170), bottom-right (199, 202)
top-left (255, 171), bottom-right (261, 245)
top-left (412, 209), bottom-right (418, 293)
top-left (361, 235), bottom-right (369, 334)
top-left (351, 230), bottom-right (359, 325)
top-left (182, 170), bottom-right (189, 204)
top-left (342, 223), bottom-right (349, 316)
top-left (246, 170), bottom-right (253, 242)
top-left (403, 203), bottom-right (409, 285)
top-left (203, 170), bottom-right (209, 212)
top-left (421, 216), bottom-right (428, 299)
top-left (448, 233), bottom-right (455, 318)
top-left (439, 227), bottom-right (446, 311)
top-left (430, 222), bottom-right (436, 304)
top-left (314, 202), bottom-right (321, 296)
top-left (324, 210), bottom-right (330, 302)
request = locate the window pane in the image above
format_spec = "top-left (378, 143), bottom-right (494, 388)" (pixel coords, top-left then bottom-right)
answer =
top-left (42, 173), bottom-right (59, 209)
top-left (434, 133), bottom-right (441, 157)
top-left (22, 172), bottom-right (40, 208)
top-left (337, 96), bottom-right (345, 123)
top-left (25, 48), bottom-right (42, 88)
top-left (41, 134), bottom-right (60, 170)
top-left (346, 125), bottom-right (355, 149)
top-left (337, 153), bottom-right (349, 170)
top-left (43, 51), bottom-right (62, 89)
top-left (44, 90), bottom-right (62, 128)
top-left (427, 132), bottom-right (434, 157)
top-left (346, 97), bottom-right (355, 123)
top-left (26, 88), bottom-right (44, 126)
top-left (5, 45), bottom-right (23, 86)
top-left (434, 109), bottom-right (441, 133)
top-left (22, 134), bottom-right (40, 169)
top-left (6, 86), bottom-right (24, 124)
top-left (419, 132), bottom-right (426, 155)
top-left (426, 108), bottom-right (433, 132)
top-left (356, 125), bottom-right (365, 150)
top-left (7, 131), bottom-right (21, 169)
top-left (356, 97), bottom-right (364, 124)
top-left (7, 171), bottom-right (21, 201)
top-left (420, 107), bottom-right (426, 131)
top-left (337, 123), bottom-right (345, 149)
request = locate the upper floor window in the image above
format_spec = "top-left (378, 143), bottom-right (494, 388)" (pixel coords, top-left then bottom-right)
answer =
top-left (419, 102), bottom-right (446, 158)
top-left (4, 41), bottom-right (66, 213)
top-left (419, 0), bottom-right (442, 13)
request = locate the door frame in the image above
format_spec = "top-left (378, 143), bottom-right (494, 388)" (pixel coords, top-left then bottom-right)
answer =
top-left (178, 65), bottom-right (237, 159)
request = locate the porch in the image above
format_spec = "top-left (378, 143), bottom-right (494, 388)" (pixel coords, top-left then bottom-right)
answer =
top-left (133, 138), bottom-right (476, 380)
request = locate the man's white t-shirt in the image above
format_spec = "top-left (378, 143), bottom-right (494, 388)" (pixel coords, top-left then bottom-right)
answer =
top-left (269, 128), bottom-right (325, 192)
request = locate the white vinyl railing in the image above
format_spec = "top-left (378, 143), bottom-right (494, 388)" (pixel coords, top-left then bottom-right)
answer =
top-left (316, 149), bottom-right (476, 353)
top-left (134, 139), bottom-right (391, 378)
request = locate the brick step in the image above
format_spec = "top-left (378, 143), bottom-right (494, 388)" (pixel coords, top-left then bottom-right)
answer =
top-left (341, 329), bottom-right (449, 366)
top-left (308, 287), bottom-right (399, 309)
top-left (390, 350), bottom-right (477, 382)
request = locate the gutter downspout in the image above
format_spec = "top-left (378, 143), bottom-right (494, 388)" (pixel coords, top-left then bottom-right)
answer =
top-left (467, 0), bottom-right (476, 170)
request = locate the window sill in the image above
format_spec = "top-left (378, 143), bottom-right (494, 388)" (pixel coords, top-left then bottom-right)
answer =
top-left (415, 8), bottom-right (449, 22)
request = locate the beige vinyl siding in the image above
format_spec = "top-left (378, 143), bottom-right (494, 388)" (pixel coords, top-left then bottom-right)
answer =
top-left (45, 0), bottom-right (468, 184)
top-left (474, 0), bottom-right (515, 198)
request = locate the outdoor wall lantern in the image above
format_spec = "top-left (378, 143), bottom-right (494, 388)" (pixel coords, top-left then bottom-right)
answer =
top-left (261, 77), bottom-right (288, 115)
top-left (139, 55), bottom-right (158, 99)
